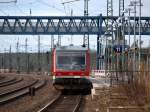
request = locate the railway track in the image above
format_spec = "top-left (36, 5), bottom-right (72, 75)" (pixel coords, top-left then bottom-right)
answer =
top-left (0, 77), bottom-right (23, 87)
top-left (38, 94), bottom-right (82, 112)
top-left (0, 79), bottom-right (46, 105)
top-left (0, 78), bottom-right (37, 94)
top-left (0, 76), bottom-right (5, 80)
top-left (0, 76), bottom-right (16, 85)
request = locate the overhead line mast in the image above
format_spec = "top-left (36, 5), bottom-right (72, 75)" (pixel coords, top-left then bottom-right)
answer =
top-left (61, 0), bottom-right (89, 48)
top-left (105, 0), bottom-right (113, 71)
top-left (83, 0), bottom-right (89, 48)
top-left (119, 0), bottom-right (125, 16)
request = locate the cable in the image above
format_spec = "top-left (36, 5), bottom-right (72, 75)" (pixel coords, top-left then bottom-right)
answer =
top-left (61, 0), bottom-right (80, 4)
top-left (61, 0), bottom-right (67, 15)
top-left (0, 0), bottom-right (17, 3)
top-left (0, 9), bottom-right (8, 15)
top-left (15, 4), bottom-right (27, 15)
top-left (60, 0), bottom-right (84, 15)
top-left (1, 1), bottom-right (27, 15)
top-left (72, 3), bottom-right (83, 12)
top-left (37, 0), bottom-right (64, 13)
top-left (17, 0), bottom-right (38, 5)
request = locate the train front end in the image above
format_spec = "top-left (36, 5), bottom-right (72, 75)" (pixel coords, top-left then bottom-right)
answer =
top-left (52, 46), bottom-right (92, 91)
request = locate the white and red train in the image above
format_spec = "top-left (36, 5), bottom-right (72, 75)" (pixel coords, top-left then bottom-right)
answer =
top-left (52, 45), bottom-right (92, 91)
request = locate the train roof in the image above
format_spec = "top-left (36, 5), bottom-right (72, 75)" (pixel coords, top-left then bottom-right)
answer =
top-left (55, 45), bottom-right (88, 51)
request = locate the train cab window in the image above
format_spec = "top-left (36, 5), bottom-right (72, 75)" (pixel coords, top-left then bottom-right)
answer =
top-left (56, 52), bottom-right (86, 71)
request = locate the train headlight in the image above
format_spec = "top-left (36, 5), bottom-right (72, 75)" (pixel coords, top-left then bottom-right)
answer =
top-left (53, 76), bottom-right (56, 80)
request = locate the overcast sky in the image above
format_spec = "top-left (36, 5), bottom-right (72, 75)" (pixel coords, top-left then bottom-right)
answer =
top-left (0, 0), bottom-right (150, 52)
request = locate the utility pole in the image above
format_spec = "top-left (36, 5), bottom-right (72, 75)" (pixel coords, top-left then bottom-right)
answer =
top-left (138, 0), bottom-right (143, 70)
top-left (9, 45), bottom-right (12, 72)
top-left (125, 7), bottom-right (133, 83)
top-left (118, 0), bottom-right (125, 83)
top-left (25, 38), bottom-right (29, 74)
top-left (119, 0), bottom-right (124, 16)
top-left (50, 35), bottom-right (54, 74)
top-left (30, 8), bottom-right (32, 16)
top-left (16, 39), bottom-right (20, 73)
top-left (129, 1), bottom-right (142, 73)
top-left (1, 51), bottom-right (4, 72)
top-left (71, 9), bottom-right (73, 45)
top-left (125, 8), bottom-right (132, 47)
top-left (106, 0), bottom-right (113, 85)
top-left (147, 40), bottom-right (150, 72)
top-left (4, 48), bottom-right (6, 73)
top-left (51, 35), bottom-right (54, 50)
top-left (148, 40), bottom-right (150, 72)
top-left (58, 35), bottom-right (61, 46)
top-left (38, 35), bottom-right (41, 73)
top-left (83, 0), bottom-right (89, 48)
top-left (121, 5), bottom-right (126, 83)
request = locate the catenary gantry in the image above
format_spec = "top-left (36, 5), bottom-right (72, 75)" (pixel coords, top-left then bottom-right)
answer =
top-left (0, 15), bottom-right (150, 35)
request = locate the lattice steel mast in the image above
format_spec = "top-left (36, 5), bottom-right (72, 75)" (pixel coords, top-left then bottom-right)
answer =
top-left (119, 0), bottom-right (125, 82)
top-left (105, 0), bottom-right (113, 71)
top-left (83, 0), bottom-right (89, 48)
top-left (119, 0), bottom-right (124, 16)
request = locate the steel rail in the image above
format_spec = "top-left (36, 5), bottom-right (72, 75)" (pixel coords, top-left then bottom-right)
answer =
top-left (37, 93), bottom-right (61, 112)
top-left (38, 94), bottom-right (82, 112)
top-left (0, 79), bottom-right (38, 97)
top-left (0, 79), bottom-right (46, 105)
top-left (0, 77), bottom-right (23, 87)
top-left (0, 77), bottom-right (16, 85)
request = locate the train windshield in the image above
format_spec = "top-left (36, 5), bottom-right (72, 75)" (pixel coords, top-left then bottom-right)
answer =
top-left (56, 52), bottom-right (86, 71)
